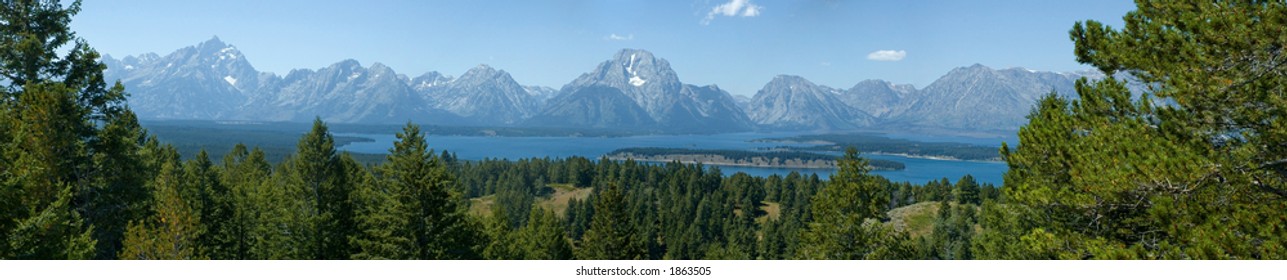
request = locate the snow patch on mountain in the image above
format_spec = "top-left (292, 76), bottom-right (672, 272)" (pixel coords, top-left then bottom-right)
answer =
top-left (626, 54), bottom-right (646, 86)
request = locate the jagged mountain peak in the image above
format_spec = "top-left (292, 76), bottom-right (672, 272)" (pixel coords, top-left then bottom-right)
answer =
top-left (460, 64), bottom-right (508, 80)
top-left (853, 79), bottom-right (894, 87)
top-left (612, 48), bottom-right (656, 61)
top-left (770, 74), bottom-right (804, 81)
top-left (368, 62), bottom-right (396, 74)
top-left (588, 48), bottom-right (679, 89)
top-left (109, 37), bottom-right (1086, 134)
top-left (766, 74), bottom-right (819, 88)
top-left (748, 73), bottom-right (868, 130)
top-left (331, 59), bottom-right (363, 69)
top-left (411, 71), bottom-right (452, 90)
top-left (198, 36), bottom-right (227, 49)
top-left (193, 36), bottom-right (242, 62)
top-left (548, 49), bottom-right (750, 132)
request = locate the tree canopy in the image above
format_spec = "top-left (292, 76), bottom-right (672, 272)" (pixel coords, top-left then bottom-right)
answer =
top-left (989, 0), bottom-right (1287, 259)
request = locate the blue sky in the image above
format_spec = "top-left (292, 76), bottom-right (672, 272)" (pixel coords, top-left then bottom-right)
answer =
top-left (72, 0), bottom-right (1135, 97)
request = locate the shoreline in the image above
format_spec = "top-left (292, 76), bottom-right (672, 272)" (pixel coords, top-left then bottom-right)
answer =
top-left (605, 156), bottom-right (838, 170)
top-left (863, 151), bottom-right (1003, 163)
top-left (605, 154), bottom-right (905, 171)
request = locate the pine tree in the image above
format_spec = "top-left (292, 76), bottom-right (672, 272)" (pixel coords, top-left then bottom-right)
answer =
top-left (219, 144), bottom-right (272, 259)
top-left (953, 175), bottom-right (980, 205)
top-left (281, 118), bottom-right (355, 259)
top-left (118, 150), bottom-right (204, 260)
top-left (249, 166), bottom-right (309, 259)
top-left (349, 153), bottom-right (414, 260)
top-left (984, 1), bottom-right (1287, 259)
top-left (481, 206), bottom-right (521, 260)
top-left (6, 184), bottom-right (97, 259)
top-left (358, 122), bottom-right (479, 259)
top-left (1, 0), bottom-right (145, 259)
top-left (576, 183), bottom-right (644, 260)
top-left (1, 82), bottom-right (97, 259)
top-left (516, 209), bottom-right (573, 260)
top-left (85, 107), bottom-right (150, 259)
top-left (797, 147), bottom-right (910, 259)
top-left (183, 150), bottom-right (236, 259)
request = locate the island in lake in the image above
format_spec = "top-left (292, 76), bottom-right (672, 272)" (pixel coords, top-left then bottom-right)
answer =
top-left (605, 147), bottom-right (906, 171)
top-left (754, 133), bottom-right (1003, 161)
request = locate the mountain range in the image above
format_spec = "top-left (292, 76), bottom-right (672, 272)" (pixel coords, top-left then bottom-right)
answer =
top-left (103, 36), bottom-right (1103, 134)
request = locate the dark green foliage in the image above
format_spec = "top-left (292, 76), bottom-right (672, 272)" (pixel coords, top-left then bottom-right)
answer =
top-left (927, 201), bottom-right (977, 260)
top-left (6, 184), bottom-right (97, 259)
top-left (563, 197), bottom-right (593, 241)
top-left (353, 123), bottom-right (480, 259)
top-left (980, 0), bottom-right (1287, 259)
top-left (218, 144), bottom-right (272, 259)
top-left (576, 183), bottom-right (645, 260)
top-left (953, 175), bottom-right (981, 205)
top-left (85, 108), bottom-right (150, 259)
top-left (797, 147), bottom-right (913, 259)
top-left (280, 119), bottom-right (356, 259)
top-left (518, 209), bottom-right (573, 259)
top-left (0, 0), bottom-right (151, 259)
top-left (118, 149), bottom-right (203, 260)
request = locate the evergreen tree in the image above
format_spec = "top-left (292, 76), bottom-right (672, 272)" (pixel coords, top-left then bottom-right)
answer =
top-left (180, 150), bottom-right (237, 258)
top-left (1, 82), bottom-right (97, 259)
top-left (248, 167), bottom-right (309, 259)
top-left (481, 207), bottom-right (520, 260)
top-left (118, 151), bottom-right (204, 260)
top-left (928, 201), bottom-right (976, 260)
top-left (84, 108), bottom-right (150, 259)
top-left (517, 208), bottom-right (573, 260)
top-left (953, 175), bottom-right (980, 205)
top-left (281, 118), bottom-right (355, 259)
top-left (576, 183), bottom-right (644, 260)
top-left (797, 147), bottom-right (909, 259)
top-left (219, 144), bottom-right (272, 259)
top-left (5, 184), bottom-right (97, 259)
top-left (349, 153), bottom-right (414, 260)
top-left (360, 123), bottom-right (479, 259)
top-left (1, 0), bottom-right (144, 259)
top-left (986, 1), bottom-right (1287, 259)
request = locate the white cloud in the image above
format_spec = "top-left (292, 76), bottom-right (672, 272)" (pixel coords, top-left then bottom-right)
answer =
top-left (702, 0), bottom-right (763, 25)
top-left (605, 33), bottom-right (634, 41)
top-left (866, 50), bottom-right (907, 62)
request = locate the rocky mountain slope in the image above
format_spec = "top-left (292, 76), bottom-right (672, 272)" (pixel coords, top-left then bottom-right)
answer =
top-left (104, 37), bottom-right (1102, 134)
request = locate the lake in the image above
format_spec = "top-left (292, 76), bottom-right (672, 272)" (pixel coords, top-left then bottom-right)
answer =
top-left (335, 132), bottom-right (1009, 186)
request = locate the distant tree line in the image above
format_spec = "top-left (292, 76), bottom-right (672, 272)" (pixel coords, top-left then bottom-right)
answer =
top-left (763, 133), bottom-right (1003, 161)
top-left (606, 147), bottom-right (906, 170)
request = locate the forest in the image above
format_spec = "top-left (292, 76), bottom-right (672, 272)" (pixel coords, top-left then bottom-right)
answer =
top-left (2, 0), bottom-right (1286, 260)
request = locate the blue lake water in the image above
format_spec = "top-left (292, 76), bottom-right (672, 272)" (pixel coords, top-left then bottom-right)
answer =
top-left (335, 132), bottom-right (1008, 186)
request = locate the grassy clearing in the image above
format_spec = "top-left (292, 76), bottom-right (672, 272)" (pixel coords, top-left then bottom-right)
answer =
top-left (755, 201), bottom-right (782, 224)
top-left (468, 195), bottom-right (496, 217)
top-left (886, 201), bottom-right (942, 238)
top-left (536, 185), bottom-right (593, 214)
top-left (468, 184), bottom-right (594, 218)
